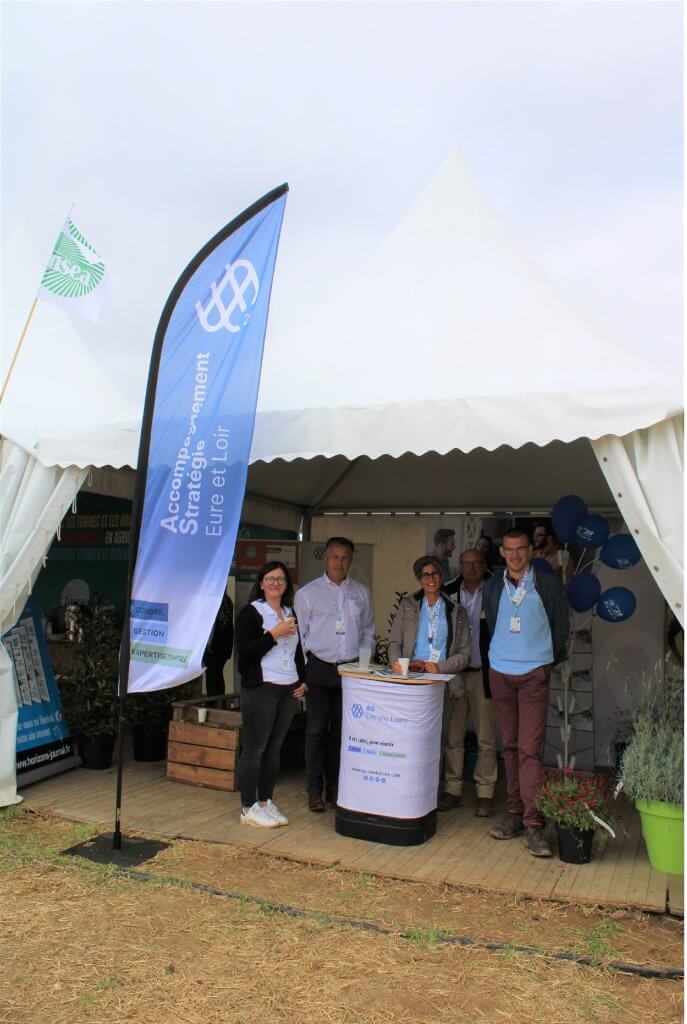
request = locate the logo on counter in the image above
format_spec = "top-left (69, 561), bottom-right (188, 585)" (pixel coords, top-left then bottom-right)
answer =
top-left (351, 703), bottom-right (364, 719)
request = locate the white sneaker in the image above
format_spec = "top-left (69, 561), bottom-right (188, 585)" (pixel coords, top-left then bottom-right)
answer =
top-left (240, 802), bottom-right (279, 828)
top-left (263, 799), bottom-right (289, 826)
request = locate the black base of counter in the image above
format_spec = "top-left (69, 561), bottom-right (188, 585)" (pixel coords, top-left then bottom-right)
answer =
top-left (335, 805), bottom-right (437, 846)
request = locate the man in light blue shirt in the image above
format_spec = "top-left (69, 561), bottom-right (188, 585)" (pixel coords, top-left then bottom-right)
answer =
top-left (294, 537), bottom-right (375, 812)
top-left (482, 528), bottom-right (568, 858)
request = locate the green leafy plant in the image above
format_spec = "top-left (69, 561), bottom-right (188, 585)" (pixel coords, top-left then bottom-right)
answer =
top-left (127, 683), bottom-right (192, 729)
top-left (374, 590), bottom-right (407, 665)
top-left (59, 598), bottom-right (120, 737)
top-left (619, 662), bottom-right (684, 806)
top-left (535, 768), bottom-right (615, 845)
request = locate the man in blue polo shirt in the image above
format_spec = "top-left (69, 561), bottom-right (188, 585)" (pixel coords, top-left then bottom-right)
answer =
top-left (482, 528), bottom-right (569, 857)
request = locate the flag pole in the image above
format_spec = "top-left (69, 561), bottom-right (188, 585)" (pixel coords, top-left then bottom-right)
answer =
top-left (0, 298), bottom-right (39, 406)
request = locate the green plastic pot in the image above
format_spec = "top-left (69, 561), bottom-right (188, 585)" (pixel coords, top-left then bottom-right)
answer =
top-left (636, 800), bottom-right (684, 876)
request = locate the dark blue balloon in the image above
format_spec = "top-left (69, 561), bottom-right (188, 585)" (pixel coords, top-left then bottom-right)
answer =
top-left (531, 556), bottom-right (554, 575)
top-left (575, 514), bottom-right (610, 550)
top-left (567, 572), bottom-right (601, 612)
top-left (552, 495), bottom-right (588, 543)
top-left (600, 534), bottom-right (641, 570)
top-left (596, 587), bottom-right (637, 623)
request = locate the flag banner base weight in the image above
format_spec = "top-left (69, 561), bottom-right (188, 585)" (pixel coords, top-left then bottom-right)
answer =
top-left (335, 806), bottom-right (437, 846)
top-left (62, 833), bottom-right (170, 869)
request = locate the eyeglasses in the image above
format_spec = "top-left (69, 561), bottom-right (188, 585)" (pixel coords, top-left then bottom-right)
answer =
top-left (263, 576), bottom-right (287, 585)
top-left (420, 572), bottom-right (441, 580)
top-left (460, 560), bottom-right (483, 567)
top-left (502, 546), bottom-right (529, 555)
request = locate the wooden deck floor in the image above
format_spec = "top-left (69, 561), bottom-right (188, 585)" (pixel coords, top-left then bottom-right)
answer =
top-left (20, 758), bottom-right (683, 915)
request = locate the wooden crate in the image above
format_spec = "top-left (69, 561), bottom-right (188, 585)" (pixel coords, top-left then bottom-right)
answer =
top-left (167, 695), bottom-right (242, 792)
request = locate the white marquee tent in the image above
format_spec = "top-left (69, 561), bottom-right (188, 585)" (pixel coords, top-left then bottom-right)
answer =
top-left (1, 152), bottom-right (682, 805)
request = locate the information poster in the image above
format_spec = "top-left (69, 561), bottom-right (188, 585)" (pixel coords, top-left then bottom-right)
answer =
top-left (338, 675), bottom-right (445, 819)
top-left (3, 600), bottom-right (79, 785)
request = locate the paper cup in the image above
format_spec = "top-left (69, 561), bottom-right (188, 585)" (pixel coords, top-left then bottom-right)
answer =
top-left (358, 646), bottom-right (372, 670)
top-left (397, 658), bottom-right (410, 677)
top-left (197, 707), bottom-right (208, 724)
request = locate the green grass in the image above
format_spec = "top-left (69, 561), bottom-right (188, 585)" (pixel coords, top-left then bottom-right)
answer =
top-left (403, 925), bottom-right (448, 949)
top-left (577, 919), bottom-right (622, 960)
top-left (74, 974), bottom-right (123, 1015)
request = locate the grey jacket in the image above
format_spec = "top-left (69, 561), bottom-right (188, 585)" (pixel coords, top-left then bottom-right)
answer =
top-left (388, 591), bottom-right (471, 677)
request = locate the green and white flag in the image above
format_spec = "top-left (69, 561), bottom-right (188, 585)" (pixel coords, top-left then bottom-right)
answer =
top-left (38, 212), bottom-right (106, 322)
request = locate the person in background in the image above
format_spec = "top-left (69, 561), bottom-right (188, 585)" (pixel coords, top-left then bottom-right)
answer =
top-left (483, 529), bottom-right (569, 857)
top-left (235, 562), bottom-right (306, 829)
top-left (543, 530), bottom-right (575, 582)
top-left (440, 549), bottom-right (497, 815)
top-left (295, 537), bottom-right (375, 812)
top-left (531, 522), bottom-right (549, 556)
top-left (204, 589), bottom-right (234, 697)
top-left (475, 534), bottom-right (496, 573)
top-left (432, 528), bottom-right (456, 580)
top-left (388, 555), bottom-right (471, 809)
top-left (532, 521), bottom-right (574, 581)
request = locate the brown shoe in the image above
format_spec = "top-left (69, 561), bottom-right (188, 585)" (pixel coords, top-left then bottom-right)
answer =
top-left (489, 814), bottom-right (524, 839)
top-left (475, 798), bottom-right (496, 817)
top-left (308, 791), bottom-right (325, 812)
top-left (526, 827), bottom-right (553, 857)
top-left (437, 792), bottom-right (462, 812)
top-left (325, 787), bottom-right (338, 808)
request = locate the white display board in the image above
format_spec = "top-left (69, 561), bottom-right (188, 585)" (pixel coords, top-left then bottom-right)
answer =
top-left (338, 674), bottom-right (444, 819)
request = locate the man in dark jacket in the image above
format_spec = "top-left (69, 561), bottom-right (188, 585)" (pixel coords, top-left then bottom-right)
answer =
top-left (482, 528), bottom-right (569, 857)
top-left (441, 550), bottom-right (497, 816)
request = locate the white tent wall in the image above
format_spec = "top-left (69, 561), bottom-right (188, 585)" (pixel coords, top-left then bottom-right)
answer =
top-left (593, 414), bottom-right (684, 627)
top-left (0, 439), bottom-right (86, 806)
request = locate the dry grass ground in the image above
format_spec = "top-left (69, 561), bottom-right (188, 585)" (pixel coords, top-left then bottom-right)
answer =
top-left (0, 808), bottom-right (682, 1024)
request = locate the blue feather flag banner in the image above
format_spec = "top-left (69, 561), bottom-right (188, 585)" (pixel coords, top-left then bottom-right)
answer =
top-left (124, 185), bottom-right (288, 692)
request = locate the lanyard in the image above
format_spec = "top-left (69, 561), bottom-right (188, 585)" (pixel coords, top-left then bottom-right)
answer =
top-left (324, 574), bottom-right (349, 617)
top-left (423, 597), bottom-right (442, 642)
top-left (460, 584), bottom-right (481, 620)
top-left (503, 566), bottom-right (531, 609)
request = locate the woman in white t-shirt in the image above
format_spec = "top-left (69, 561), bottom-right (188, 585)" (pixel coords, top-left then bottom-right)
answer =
top-left (235, 561), bottom-right (306, 829)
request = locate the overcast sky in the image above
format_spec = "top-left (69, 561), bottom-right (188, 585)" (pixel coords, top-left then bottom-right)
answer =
top-left (2, 1), bottom-right (682, 397)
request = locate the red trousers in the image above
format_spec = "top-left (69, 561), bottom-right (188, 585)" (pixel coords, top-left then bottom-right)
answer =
top-left (489, 666), bottom-right (551, 828)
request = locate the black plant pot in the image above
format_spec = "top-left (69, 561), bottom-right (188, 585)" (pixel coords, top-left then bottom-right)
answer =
top-left (556, 825), bottom-right (594, 864)
top-left (614, 741), bottom-right (628, 770)
top-left (132, 723), bottom-right (167, 762)
top-left (78, 733), bottom-right (116, 770)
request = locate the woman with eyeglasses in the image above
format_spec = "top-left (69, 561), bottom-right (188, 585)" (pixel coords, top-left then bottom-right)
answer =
top-left (388, 555), bottom-right (471, 678)
top-left (235, 561), bottom-right (307, 829)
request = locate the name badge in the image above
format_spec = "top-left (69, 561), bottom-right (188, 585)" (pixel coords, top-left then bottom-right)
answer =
top-left (281, 647), bottom-right (291, 670)
top-left (428, 647), bottom-right (441, 663)
top-left (510, 617), bottom-right (521, 634)
top-left (335, 619), bottom-right (346, 635)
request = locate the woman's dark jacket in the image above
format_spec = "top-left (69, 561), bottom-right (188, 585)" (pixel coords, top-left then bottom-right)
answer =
top-left (235, 603), bottom-right (306, 689)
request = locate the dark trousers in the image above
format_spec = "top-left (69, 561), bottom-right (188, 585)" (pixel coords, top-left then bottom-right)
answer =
top-left (205, 654), bottom-right (227, 697)
top-left (489, 665), bottom-right (551, 828)
top-left (238, 683), bottom-right (297, 807)
top-left (304, 656), bottom-right (342, 793)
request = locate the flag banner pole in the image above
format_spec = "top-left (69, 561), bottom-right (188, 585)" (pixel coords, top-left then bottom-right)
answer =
top-left (0, 298), bottom-right (39, 406)
top-left (113, 183), bottom-right (288, 849)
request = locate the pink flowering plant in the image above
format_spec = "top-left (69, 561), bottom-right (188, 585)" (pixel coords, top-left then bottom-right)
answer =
top-left (535, 768), bottom-right (615, 847)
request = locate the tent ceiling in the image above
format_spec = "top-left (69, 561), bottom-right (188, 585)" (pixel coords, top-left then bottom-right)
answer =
top-left (246, 439), bottom-right (614, 514)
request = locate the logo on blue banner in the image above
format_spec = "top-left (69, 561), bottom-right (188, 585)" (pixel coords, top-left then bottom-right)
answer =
top-left (126, 185), bottom-right (288, 692)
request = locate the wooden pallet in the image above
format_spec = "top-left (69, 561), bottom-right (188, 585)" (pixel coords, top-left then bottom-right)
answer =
top-left (167, 695), bottom-right (242, 792)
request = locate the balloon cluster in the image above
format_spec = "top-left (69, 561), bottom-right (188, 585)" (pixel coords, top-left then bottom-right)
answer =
top-left (549, 495), bottom-right (641, 622)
